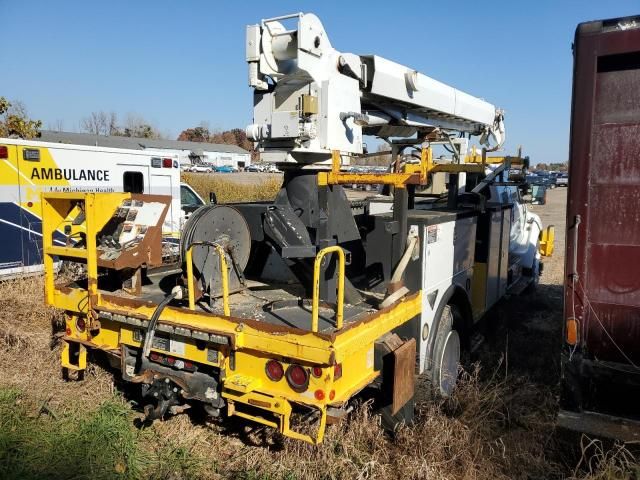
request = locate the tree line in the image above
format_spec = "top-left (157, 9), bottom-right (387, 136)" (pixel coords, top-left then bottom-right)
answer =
top-left (0, 97), bottom-right (570, 168)
top-left (0, 97), bottom-right (42, 139)
top-left (534, 162), bottom-right (569, 172)
top-left (0, 98), bottom-right (255, 155)
top-left (78, 111), bottom-right (255, 156)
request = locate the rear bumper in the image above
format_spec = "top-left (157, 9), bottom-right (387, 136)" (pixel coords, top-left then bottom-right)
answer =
top-left (561, 351), bottom-right (640, 441)
top-left (558, 409), bottom-right (640, 442)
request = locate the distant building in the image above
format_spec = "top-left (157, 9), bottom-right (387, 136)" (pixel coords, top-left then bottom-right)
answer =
top-left (38, 130), bottom-right (251, 170)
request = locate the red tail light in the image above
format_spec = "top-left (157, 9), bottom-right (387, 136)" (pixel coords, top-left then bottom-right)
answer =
top-left (0, 146), bottom-right (8, 159)
top-left (286, 364), bottom-right (309, 392)
top-left (334, 363), bottom-right (342, 380)
top-left (149, 353), bottom-right (196, 372)
top-left (265, 360), bottom-right (284, 381)
top-left (312, 366), bottom-right (323, 378)
top-left (314, 389), bottom-right (325, 401)
top-left (162, 158), bottom-right (173, 168)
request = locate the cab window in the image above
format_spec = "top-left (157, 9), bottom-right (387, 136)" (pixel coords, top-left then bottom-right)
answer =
top-left (181, 185), bottom-right (203, 207)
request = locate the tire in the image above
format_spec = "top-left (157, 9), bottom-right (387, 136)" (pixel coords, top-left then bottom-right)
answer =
top-left (524, 260), bottom-right (541, 294)
top-left (431, 305), bottom-right (462, 397)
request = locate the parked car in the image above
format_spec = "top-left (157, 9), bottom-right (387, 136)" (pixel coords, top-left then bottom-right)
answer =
top-left (555, 173), bottom-right (568, 187)
top-left (190, 164), bottom-right (214, 173)
top-left (214, 165), bottom-right (235, 173)
top-left (246, 164), bottom-right (262, 172)
top-left (531, 171), bottom-right (556, 189)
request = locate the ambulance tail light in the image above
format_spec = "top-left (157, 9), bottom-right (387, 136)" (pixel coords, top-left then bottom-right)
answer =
top-left (0, 146), bottom-right (7, 159)
top-left (162, 158), bottom-right (173, 168)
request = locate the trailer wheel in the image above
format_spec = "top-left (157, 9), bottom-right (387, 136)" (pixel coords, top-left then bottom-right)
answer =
top-left (431, 305), bottom-right (462, 397)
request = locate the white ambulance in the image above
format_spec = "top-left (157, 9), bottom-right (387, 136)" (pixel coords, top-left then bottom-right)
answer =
top-left (0, 138), bottom-right (206, 278)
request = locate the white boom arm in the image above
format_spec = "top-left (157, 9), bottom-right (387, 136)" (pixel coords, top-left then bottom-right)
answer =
top-left (246, 13), bottom-right (505, 163)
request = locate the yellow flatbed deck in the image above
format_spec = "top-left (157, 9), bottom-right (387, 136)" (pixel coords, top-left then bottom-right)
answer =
top-left (89, 267), bottom-right (377, 334)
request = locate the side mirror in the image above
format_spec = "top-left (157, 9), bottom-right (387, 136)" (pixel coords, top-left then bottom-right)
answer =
top-left (209, 192), bottom-right (217, 204)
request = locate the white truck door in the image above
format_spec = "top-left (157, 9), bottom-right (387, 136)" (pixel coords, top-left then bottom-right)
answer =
top-left (150, 173), bottom-right (177, 238)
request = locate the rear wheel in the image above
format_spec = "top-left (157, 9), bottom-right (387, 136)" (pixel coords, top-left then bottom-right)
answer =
top-left (431, 305), bottom-right (463, 397)
top-left (524, 258), bottom-right (541, 294)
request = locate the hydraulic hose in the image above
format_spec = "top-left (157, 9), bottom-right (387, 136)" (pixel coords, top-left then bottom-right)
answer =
top-left (141, 286), bottom-right (182, 359)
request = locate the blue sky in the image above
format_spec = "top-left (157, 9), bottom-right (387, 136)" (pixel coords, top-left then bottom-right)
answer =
top-left (1, 1), bottom-right (638, 164)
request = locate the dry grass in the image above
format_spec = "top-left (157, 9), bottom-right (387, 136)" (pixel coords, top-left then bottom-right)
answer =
top-left (0, 276), bottom-right (638, 479)
top-left (226, 367), bottom-right (562, 480)
top-left (181, 172), bottom-right (281, 204)
top-left (570, 438), bottom-right (640, 480)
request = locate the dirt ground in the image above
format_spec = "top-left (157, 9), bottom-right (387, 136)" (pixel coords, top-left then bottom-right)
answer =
top-left (476, 186), bottom-right (568, 384)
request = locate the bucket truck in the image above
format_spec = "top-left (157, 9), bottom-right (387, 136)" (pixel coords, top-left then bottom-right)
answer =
top-left (41, 12), bottom-right (552, 444)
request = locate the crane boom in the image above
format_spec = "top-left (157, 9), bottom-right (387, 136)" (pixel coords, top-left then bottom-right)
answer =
top-left (246, 12), bottom-right (505, 163)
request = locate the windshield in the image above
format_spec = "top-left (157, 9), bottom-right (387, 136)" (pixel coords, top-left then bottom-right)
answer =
top-left (181, 185), bottom-right (203, 206)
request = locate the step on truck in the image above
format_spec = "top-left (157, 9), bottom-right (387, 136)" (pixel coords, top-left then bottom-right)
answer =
top-left (43, 13), bottom-right (552, 444)
top-left (559, 15), bottom-right (640, 441)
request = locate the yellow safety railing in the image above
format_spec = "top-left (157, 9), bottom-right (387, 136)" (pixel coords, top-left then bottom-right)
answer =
top-left (185, 242), bottom-right (230, 316)
top-left (311, 246), bottom-right (345, 332)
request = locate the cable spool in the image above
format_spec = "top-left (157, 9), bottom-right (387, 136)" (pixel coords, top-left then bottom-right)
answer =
top-left (181, 205), bottom-right (251, 299)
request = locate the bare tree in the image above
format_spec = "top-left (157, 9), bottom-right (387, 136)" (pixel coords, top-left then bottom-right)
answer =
top-left (120, 113), bottom-right (162, 139)
top-left (48, 119), bottom-right (65, 132)
top-left (79, 110), bottom-right (163, 138)
top-left (8, 100), bottom-right (28, 118)
top-left (108, 111), bottom-right (119, 135)
top-left (80, 111), bottom-right (109, 135)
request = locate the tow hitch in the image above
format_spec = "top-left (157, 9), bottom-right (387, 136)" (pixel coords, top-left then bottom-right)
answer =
top-left (141, 377), bottom-right (182, 421)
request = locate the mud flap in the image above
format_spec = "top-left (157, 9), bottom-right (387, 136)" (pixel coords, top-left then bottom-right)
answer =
top-left (391, 338), bottom-right (416, 414)
top-left (376, 334), bottom-right (416, 431)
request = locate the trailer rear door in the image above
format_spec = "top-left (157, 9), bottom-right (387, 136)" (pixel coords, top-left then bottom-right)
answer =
top-left (568, 21), bottom-right (640, 365)
top-left (563, 17), bottom-right (640, 429)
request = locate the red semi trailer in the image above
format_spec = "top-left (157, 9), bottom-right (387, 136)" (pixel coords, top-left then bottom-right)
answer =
top-left (560, 15), bottom-right (640, 441)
